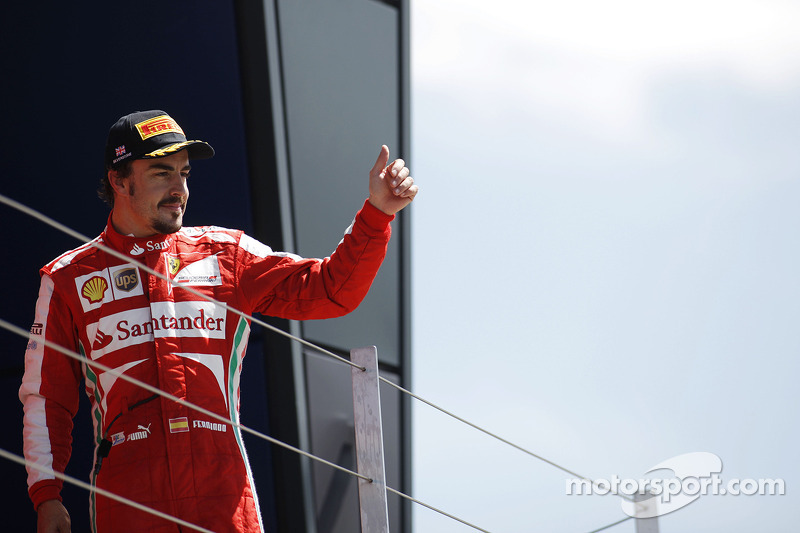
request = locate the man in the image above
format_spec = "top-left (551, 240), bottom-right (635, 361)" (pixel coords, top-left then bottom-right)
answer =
top-left (20, 110), bottom-right (417, 532)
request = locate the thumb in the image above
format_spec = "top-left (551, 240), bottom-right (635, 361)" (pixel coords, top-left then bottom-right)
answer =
top-left (370, 145), bottom-right (390, 176)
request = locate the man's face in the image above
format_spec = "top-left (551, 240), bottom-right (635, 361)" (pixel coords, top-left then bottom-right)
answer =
top-left (124, 151), bottom-right (191, 235)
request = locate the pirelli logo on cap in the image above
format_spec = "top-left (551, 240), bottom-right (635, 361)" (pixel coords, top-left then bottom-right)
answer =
top-left (169, 417), bottom-right (190, 433)
top-left (136, 115), bottom-right (184, 140)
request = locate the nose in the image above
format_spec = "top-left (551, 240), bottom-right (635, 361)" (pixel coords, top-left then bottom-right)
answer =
top-left (170, 173), bottom-right (189, 201)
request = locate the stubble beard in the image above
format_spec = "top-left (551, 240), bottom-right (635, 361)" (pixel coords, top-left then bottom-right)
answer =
top-left (128, 181), bottom-right (186, 235)
top-left (151, 209), bottom-right (183, 234)
top-left (152, 216), bottom-right (181, 234)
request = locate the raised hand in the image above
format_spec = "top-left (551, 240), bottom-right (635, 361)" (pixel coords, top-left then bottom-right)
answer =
top-left (368, 145), bottom-right (418, 215)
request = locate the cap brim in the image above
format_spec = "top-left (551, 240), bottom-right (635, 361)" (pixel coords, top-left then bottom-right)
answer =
top-left (143, 140), bottom-right (215, 160)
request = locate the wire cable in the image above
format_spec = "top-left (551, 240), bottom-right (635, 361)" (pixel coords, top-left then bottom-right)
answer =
top-left (2, 193), bottom-right (633, 529)
top-left (0, 194), bottom-right (512, 531)
top-left (0, 447), bottom-right (215, 533)
top-left (379, 377), bottom-right (635, 502)
top-left (5, 318), bottom-right (497, 533)
top-left (386, 486), bottom-right (493, 533)
top-left (1, 318), bottom-right (371, 484)
top-left (0, 193), bottom-right (621, 500)
top-left (0, 193), bottom-right (365, 373)
top-left (7, 315), bottom-right (507, 533)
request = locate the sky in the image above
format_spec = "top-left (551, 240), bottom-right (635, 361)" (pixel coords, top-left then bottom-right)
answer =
top-left (409, 1), bottom-right (800, 532)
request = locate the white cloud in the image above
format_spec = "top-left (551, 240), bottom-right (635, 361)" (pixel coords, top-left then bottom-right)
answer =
top-left (415, 0), bottom-right (800, 77)
top-left (413, 0), bottom-right (800, 140)
top-left (411, 3), bottom-right (800, 531)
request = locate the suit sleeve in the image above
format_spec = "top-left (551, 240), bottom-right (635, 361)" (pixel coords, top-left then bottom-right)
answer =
top-left (19, 273), bottom-right (83, 511)
top-left (237, 199), bottom-right (393, 319)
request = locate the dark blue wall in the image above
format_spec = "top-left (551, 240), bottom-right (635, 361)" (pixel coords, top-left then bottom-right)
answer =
top-left (1, 2), bottom-right (411, 531)
top-left (0, 2), bottom-right (273, 530)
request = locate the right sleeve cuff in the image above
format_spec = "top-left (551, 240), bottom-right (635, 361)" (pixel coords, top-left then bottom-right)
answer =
top-left (30, 480), bottom-right (63, 511)
top-left (357, 199), bottom-right (394, 235)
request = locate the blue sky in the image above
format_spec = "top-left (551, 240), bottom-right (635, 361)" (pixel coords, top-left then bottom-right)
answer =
top-left (410, 1), bottom-right (800, 531)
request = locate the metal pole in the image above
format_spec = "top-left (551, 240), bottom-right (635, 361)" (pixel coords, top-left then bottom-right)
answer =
top-left (634, 492), bottom-right (660, 533)
top-left (351, 346), bottom-right (391, 533)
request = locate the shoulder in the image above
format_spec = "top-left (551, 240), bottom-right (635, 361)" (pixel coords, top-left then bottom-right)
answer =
top-left (43, 235), bottom-right (104, 276)
top-left (175, 225), bottom-right (243, 247)
top-left (176, 226), bottom-right (298, 259)
top-left (177, 226), bottom-right (303, 268)
top-left (238, 233), bottom-right (303, 261)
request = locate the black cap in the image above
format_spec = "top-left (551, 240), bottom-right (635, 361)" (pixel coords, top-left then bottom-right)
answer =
top-left (105, 110), bottom-right (214, 168)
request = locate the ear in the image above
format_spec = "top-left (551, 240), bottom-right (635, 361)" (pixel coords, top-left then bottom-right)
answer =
top-left (108, 169), bottom-right (131, 197)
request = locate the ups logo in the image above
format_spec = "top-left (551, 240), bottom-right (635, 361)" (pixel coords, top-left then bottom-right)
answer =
top-left (114, 268), bottom-right (139, 292)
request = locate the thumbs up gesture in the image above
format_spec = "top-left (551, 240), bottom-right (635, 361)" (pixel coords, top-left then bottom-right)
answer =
top-left (368, 145), bottom-right (418, 215)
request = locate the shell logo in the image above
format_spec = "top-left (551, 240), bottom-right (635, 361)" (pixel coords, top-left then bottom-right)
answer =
top-left (81, 276), bottom-right (108, 304)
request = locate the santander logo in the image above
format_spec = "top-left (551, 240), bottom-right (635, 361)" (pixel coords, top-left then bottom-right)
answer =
top-left (130, 239), bottom-right (172, 256)
top-left (85, 302), bottom-right (226, 360)
top-left (92, 329), bottom-right (114, 350)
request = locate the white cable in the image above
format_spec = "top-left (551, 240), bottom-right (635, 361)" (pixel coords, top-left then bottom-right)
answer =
top-left (0, 193), bottom-right (365, 372)
top-left (386, 486), bottom-right (493, 533)
top-left (0, 447), bottom-right (215, 533)
top-left (2, 193), bottom-right (629, 528)
top-left (379, 377), bottom-right (635, 502)
top-left (1, 318), bottom-right (371, 484)
top-left (4, 319), bottom-right (498, 533)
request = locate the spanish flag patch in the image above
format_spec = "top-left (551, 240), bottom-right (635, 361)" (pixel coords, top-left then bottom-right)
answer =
top-left (169, 417), bottom-right (190, 433)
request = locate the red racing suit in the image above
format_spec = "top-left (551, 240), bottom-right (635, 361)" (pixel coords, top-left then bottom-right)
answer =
top-left (20, 199), bottom-right (392, 532)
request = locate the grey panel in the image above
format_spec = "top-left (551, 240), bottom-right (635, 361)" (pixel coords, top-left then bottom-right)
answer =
top-left (305, 350), bottom-right (402, 532)
top-left (379, 369), bottom-right (403, 531)
top-left (278, 0), bottom-right (401, 364)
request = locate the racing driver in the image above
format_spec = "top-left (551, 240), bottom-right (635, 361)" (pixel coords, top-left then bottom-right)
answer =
top-left (20, 110), bottom-right (418, 532)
